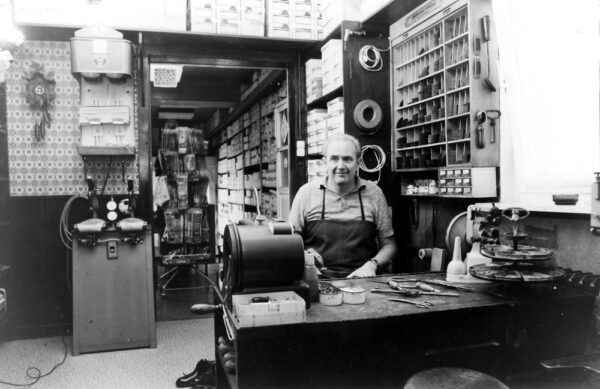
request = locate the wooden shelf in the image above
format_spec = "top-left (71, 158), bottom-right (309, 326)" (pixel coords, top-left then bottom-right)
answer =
top-left (207, 70), bottom-right (286, 139)
top-left (306, 85), bottom-right (343, 109)
top-left (76, 145), bottom-right (136, 157)
top-left (361, 0), bottom-right (428, 33)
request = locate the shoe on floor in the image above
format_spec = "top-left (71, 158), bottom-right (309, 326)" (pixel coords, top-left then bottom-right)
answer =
top-left (176, 359), bottom-right (216, 388)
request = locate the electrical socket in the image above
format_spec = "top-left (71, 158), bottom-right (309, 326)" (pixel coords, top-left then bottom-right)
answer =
top-left (107, 241), bottom-right (118, 260)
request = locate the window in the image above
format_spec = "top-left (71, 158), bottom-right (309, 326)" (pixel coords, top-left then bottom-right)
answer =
top-left (494, 0), bottom-right (600, 213)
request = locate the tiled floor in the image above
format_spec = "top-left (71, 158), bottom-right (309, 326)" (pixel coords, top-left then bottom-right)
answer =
top-left (155, 263), bottom-right (220, 322)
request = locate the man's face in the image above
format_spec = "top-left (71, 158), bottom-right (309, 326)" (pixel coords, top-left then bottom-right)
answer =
top-left (325, 140), bottom-right (359, 187)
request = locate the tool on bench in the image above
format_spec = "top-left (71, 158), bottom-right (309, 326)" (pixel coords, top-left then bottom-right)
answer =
top-left (388, 298), bottom-right (433, 309)
top-left (418, 279), bottom-right (474, 292)
top-left (486, 109), bottom-right (501, 143)
top-left (371, 288), bottom-right (460, 298)
top-left (372, 279), bottom-right (430, 291)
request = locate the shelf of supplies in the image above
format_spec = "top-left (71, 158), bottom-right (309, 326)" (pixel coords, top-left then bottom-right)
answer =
top-left (395, 69), bottom-right (444, 91)
top-left (76, 145), bottom-right (136, 156)
top-left (395, 44), bottom-right (444, 69)
top-left (398, 141), bottom-right (446, 151)
top-left (208, 69), bottom-right (287, 139)
top-left (445, 31), bottom-right (469, 45)
top-left (395, 167), bottom-right (440, 173)
top-left (396, 93), bottom-right (445, 111)
top-left (395, 118), bottom-right (445, 131)
top-left (445, 58), bottom-right (470, 71)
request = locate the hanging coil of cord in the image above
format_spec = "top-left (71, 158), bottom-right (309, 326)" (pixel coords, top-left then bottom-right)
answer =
top-left (358, 41), bottom-right (390, 72)
top-left (358, 144), bottom-right (386, 184)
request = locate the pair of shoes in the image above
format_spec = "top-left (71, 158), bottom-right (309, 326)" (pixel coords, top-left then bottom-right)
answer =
top-left (176, 359), bottom-right (216, 388)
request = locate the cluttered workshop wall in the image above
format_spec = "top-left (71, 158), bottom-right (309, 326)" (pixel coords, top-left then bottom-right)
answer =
top-left (5, 40), bottom-right (138, 196)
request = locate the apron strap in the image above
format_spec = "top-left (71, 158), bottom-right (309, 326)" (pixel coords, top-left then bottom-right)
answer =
top-left (321, 187), bottom-right (326, 220)
top-left (321, 185), bottom-right (367, 221)
top-left (358, 187), bottom-right (366, 221)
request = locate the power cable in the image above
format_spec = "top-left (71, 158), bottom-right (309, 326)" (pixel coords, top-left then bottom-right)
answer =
top-left (0, 335), bottom-right (68, 387)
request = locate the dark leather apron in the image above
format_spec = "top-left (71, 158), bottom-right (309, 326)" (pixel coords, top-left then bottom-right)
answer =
top-left (303, 186), bottom-right (378, 278)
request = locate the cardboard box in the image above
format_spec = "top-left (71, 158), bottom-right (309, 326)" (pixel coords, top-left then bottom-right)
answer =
top-left (233, 291), bottom-right (306, 327)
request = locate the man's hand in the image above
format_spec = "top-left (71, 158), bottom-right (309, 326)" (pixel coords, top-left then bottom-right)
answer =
top-left (347, 260), bottom-right (377, 278)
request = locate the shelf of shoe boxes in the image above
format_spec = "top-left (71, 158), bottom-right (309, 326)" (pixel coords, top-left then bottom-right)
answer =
top-left (320, 0), bottom-right (361, 38)
top-left (304, 38), bottom-right (345, 183)
top-left (190, 0), bottom-right (322, 40)
top-left (390, 0), bottom-right (498, 198)
top-left (216, 85), bottom-right (287, 242)
top-left (13, 0), bottom-right (188, 32)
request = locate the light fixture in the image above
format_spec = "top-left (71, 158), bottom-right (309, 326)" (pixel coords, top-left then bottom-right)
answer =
top-left (158, 112), bottom-right (195, 120)
top-left (150, 64), bottom-right (183, 88)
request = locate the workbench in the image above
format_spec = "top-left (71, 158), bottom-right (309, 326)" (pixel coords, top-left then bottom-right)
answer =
top-left (213, 273), bottom-right (596, 389)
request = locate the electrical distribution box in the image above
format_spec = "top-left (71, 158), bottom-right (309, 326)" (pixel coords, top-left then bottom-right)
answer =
top-left (70, 26), bottom-right (135, 156)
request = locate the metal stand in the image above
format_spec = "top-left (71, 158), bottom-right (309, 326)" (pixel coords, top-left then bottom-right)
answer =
top-left (158, 260), bottom-right (210, 296)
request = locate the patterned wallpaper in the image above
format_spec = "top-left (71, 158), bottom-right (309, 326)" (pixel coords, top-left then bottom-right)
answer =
top-left (6, 40), bottom-right (138, 197)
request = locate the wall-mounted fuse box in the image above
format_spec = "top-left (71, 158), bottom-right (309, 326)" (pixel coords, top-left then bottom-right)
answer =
top-left (71, 26), bottom-right (135, 156)
top-left (438, 166), bottom-right (496, 197)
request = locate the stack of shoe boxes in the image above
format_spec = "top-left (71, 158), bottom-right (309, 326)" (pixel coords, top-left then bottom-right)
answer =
top-left (306, 59), bottom-right (323, 103)
top-left (241, 0), bottom-right (266, 36)
top-left (321, 39), bottom-right (343, 94)
top-left (217, 0), bottom-right (242, 35)
top-left (325, 97), bottom-right (344, 137)
top-left (307, 159), bottom-right (325, 182)
top-left (306, 109), bottom-right (326, 155)
top-left (190, 0), bottom-right (217, 33)
top-left (267, 0), bottom-right (292, 38)
top-left (267, 0), bottom-right (322, 39)
top-left (320, 0), bottom-right (360, 37)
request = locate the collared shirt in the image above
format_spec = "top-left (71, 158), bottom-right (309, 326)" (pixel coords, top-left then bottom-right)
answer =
top-left (289, 177), bottom-right (394, 241)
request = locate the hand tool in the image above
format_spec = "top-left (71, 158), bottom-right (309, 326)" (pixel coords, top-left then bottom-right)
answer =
top-left (371, 288), bottom-right (459, 297)
top-left (475, 110), bottom-right (487, 148)
top-left (481, 15), bottom-right (496, 91)
top-left (418, 279), bottom-right (474, 292)
top-left (486, 109), bottom-right (501, 143)
top-left (391, 282), bottom-right (441, 293)
top-left (388, 298), bottom-right (433, 309)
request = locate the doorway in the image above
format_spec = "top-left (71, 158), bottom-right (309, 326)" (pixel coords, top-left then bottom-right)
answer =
top-left (146, 60), bottom-right (290, 321)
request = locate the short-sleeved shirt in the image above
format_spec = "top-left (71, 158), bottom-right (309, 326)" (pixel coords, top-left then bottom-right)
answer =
top-left (289, 177), bottom-right (394, 242)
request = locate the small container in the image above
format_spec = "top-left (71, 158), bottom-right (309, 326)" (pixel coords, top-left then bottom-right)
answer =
top-left (340, 286), bottom-right (366, 304)
top-left (319, 291), bottom-right (343, 306)
top-left (319, 282), bottom-right (343, 306)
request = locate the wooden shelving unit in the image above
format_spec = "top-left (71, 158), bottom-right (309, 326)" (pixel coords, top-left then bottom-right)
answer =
top-left (390, 0), bottom-right (500, 197)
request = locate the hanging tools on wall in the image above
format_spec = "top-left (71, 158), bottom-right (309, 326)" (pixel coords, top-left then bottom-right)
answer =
top-left (481, 15), bottom-right (496, 92)
top-left (486, 110), bottom-right (501, 144)
top-left (475, 110), bottom-right (487, 148)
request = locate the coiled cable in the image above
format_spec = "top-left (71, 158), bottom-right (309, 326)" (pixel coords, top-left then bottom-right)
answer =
top-left (358, 145), bottom-right (386, 184)
top-left (358, 41), bottom-right (390, 72)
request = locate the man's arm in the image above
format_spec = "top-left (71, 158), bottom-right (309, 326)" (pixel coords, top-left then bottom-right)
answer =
top-left (288, 186), bottom-right (306, 234)
top-left (347, 236), bottom-right (397, 278)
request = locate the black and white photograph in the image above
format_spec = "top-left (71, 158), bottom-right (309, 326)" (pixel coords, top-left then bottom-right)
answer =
top-left (0, 0), bottom-right (599, 388)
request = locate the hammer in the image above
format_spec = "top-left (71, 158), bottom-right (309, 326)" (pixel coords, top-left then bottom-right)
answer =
top-left (486, 110), bottom-right (501, 143)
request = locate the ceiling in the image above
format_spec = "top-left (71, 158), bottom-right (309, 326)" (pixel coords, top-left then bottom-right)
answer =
top-left (150, 65), bottom-right (261, 130)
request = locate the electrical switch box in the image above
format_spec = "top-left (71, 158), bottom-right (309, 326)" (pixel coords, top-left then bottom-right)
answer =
top-left (72, 228), bottom-right (155, 355)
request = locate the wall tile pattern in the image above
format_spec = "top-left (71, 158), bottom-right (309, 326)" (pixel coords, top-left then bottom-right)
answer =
top-left (6, 40), bottom-right (139, 197)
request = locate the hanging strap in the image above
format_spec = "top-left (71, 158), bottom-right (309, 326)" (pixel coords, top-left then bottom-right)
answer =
top-left (358, 188), bottom-right (366, 221)
top-left (320, 186), bottom-right (366, 221)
